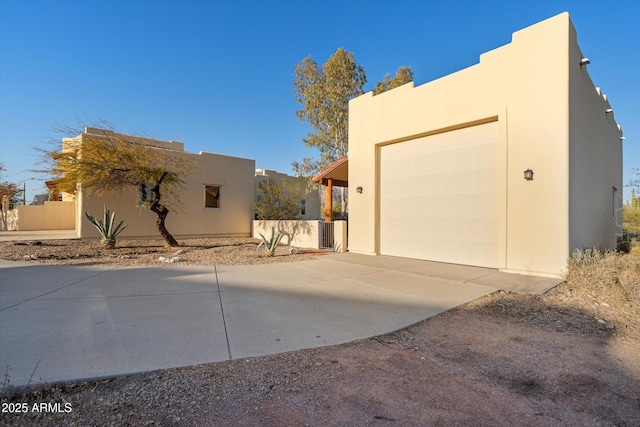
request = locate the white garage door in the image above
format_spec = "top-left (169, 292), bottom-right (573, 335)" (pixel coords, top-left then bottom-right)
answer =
top-left (379, 121), bottom-right (499, 268)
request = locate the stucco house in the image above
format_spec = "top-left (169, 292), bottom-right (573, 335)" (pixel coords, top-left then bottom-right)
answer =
top-left (50, 127), bottom-right (322, 240)
top-left (62, 127), bottom-right (257, 240)
top-left (347, 13), bottom-right (623, 278)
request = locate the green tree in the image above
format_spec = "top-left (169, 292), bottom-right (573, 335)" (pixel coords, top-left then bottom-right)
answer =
top-left (372, 66), bottom-right (414, 95)
top-left (293, 48), bottom-right (367, 170)
top-left (292, 48), bottom-right (367, 215)
top-left (255, 180), bottom-right (304, 220)
top-left (293, 50), bottom-right (415, 217)
top-left (38, 121), bottom-right (191, 247)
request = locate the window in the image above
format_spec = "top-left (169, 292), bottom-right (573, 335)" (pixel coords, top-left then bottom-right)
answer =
top-left (205, 185), bottom-right (221, 208)
top-left (300, 200), bottom-right (306, 216)
top-left (137, 183), bottom-right (152, 206)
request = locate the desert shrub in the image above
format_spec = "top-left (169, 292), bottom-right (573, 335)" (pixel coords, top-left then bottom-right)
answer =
top-left (566, 249), bottom-right (640, 302)
top-left (616, 230), bottom-right (633, 253)
top-left (255, 180), bottom-right (304, 220)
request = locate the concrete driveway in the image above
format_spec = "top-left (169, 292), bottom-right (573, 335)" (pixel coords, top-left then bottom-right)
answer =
top-left (0, 253), bottom-right (560, 387)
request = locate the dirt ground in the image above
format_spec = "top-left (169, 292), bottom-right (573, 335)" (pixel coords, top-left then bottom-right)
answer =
top-left (1, 238), bottom-right (639, 426)
top-left (0, 237), bottom-right (325, 267)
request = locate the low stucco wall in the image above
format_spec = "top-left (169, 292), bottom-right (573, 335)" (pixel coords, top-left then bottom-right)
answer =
top-left (253, 220), bottom-right (321, 249)
top-left (333, 220), bottom-right (347, 252)
top-left (252, 220), bottom-right (347, 252)
top-left (1, 201), bottom-right (76, 231)
top-left (0, 210), bottom-right (18, 231)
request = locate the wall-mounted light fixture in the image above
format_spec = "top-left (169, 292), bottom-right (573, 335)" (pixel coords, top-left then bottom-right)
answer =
top-left (580, 57), bottom-right (590, 66)
top-left (606, 108), bottom-right (613, 114)
top-left (524, 169), bottom-right (534, 181)
top-left (620, 136), bottom-right (626, 141)
top-left (356, 186), bottom-right (363, 194)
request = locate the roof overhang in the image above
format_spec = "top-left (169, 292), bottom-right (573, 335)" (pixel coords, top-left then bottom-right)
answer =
top-left (312, 156), bottom-right (348, 187)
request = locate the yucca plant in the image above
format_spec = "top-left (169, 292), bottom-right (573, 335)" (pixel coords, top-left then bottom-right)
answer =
top-left (256, 226), bottom-right (284, 257)
top-left (85, 205), bottom-right (128, 249)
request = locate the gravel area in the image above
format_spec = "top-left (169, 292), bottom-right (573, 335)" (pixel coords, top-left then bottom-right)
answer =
top-left (1, 240), bottom-right (639, 426)
top-left (0, 237), bottom-right (327, 267)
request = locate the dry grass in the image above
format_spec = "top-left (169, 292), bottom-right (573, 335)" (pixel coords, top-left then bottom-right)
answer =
top-left (566, 249), bottom-right (640, 303)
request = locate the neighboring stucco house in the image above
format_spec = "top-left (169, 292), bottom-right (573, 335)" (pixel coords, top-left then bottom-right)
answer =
top-left (348, 13), bottom-right (623, 278)
top-left (64, 127), bottom-right (257, 240)
top-left (255, 168), bottom-right (321, 220)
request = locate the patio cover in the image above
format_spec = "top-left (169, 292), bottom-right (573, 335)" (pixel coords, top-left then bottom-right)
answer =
top-left (312, 156), bottom-right (348, 222)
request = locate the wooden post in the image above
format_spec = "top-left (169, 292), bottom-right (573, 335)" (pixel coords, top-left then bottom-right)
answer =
top-left (324, 178), bottom-right (333, 223)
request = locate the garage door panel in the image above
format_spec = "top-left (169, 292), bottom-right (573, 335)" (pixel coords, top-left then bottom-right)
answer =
top-left (379, 121), bottom-right (499, 268)
top-left (381, 235), bottom-right (498, 267)
top-left (381, 217), bottom-right (497, 241)
top-left (382, 193), bottom-right (497, 218)
top-left (385, 145), bottom-right (498, 179)
top-left (384, 164), bottom-right (497, 193)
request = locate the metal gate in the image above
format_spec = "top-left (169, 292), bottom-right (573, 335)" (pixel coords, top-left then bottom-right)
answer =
top-left (321, 221), bottom-right (334, 249)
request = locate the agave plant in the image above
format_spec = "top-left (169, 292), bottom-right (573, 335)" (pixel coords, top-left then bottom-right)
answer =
top-left (256, 226), bottom-right (284, 257)
top-left (85, 205), bottom-right (128, 249)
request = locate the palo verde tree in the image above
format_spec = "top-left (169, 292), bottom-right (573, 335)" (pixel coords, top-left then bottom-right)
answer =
top-left (39, 121), bottom-right (191, 247)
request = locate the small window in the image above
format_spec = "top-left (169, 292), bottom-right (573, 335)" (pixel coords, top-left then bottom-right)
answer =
top-left (300, 200), bottom-right (306, 216)
top-left (137, 183), bottom-right (152, 206)
top-left (205, 185), bottom-right (221, 208)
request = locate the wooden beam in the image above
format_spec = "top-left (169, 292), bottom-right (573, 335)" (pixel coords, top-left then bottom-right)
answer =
top-left (318, 178), bottom-right (348, 187)
top-left (324, 178), bottom-right (333, 222)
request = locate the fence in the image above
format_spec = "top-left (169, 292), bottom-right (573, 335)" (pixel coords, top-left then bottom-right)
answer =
top-left (321, 221), bottom-right (334, 249)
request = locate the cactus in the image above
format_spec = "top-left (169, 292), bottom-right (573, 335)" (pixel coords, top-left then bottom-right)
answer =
top-left (256, 226), bottom-right (284, 256)
top-left (85, 205), bottom-right (128, 249)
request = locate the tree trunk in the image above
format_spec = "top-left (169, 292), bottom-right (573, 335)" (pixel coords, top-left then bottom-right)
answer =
top-left (147, 173), bottom-right (180, 247)
top-left (154, 205), bottom-right (179, 247)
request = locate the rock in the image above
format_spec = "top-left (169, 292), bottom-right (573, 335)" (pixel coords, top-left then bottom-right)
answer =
top-left (170, 257), bottom-right (181, 263)
top-left (600, 302), bottom-right (610, 307)
top-left (174, 249), bottom-right (185, 256)
top-left (597, 318), bottom-right (606, 325)
top-left (290, 247), bottom-right (299, 255)
top-left (119, 255), bottom-right (131, 259)
top-left (158, 256), bottom-right (168, 262)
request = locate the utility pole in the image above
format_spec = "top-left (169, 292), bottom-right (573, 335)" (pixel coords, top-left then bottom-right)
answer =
top-left (23, 182), bottom-right (26, 205)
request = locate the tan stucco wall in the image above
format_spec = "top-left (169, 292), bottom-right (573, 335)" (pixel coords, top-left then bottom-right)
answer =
top-left (0, 210), bottom-right (18, 231)
top-left (348, 12), bottom-right (622, 277)
top-left (567, 27), bottom-right (623, 252)
top-left (253, 220), bottom-right (321, 249)
top-left (2, 201), bottom-right (76, 231)
top-left (333, 220), bottom-right (347, 253)
top-left (255, 169), bottom-right (321, 220)
top-left (252, 219), bottom-right (347, 251)
top-left (74, 131), bottom-right (255, 240)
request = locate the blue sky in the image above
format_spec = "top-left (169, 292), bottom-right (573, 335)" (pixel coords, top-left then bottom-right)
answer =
top-left (1, 0), bottom-right (638, 202)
